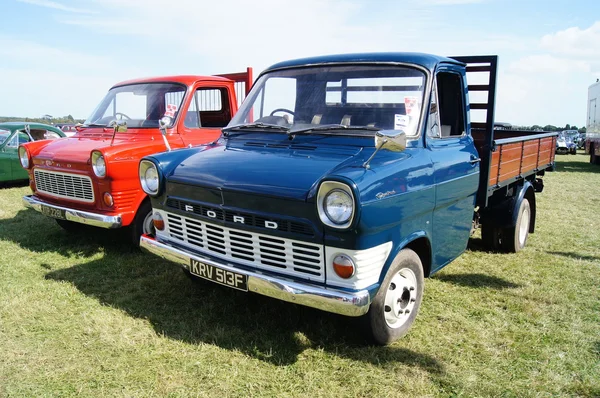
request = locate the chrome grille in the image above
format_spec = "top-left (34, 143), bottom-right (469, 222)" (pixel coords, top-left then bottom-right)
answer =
top-left (34, 169), bottom-right (94, 203)
top-left (164, 212), bottom-right (324, 282)
top-left (166, 198), bottom-right (315, 236)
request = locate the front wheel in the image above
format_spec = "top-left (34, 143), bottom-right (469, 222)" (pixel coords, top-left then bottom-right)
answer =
top-left (129, 200), bottom-right (154, 247)
top-left (501, 198), bottom-right (531, 253)
top-left (362, 249), bottom-right (424, 345)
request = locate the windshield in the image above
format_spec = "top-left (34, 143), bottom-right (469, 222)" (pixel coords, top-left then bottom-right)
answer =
top-left (0, 129), bottom-right (10, 146)
top-left (229, 65), bottom-right (427, 136)
top-left (84, 83), bottom-right (187, 128)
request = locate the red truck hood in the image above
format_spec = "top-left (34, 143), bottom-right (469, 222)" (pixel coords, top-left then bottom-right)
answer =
top-left (33, 130), bottom-right (155, 164)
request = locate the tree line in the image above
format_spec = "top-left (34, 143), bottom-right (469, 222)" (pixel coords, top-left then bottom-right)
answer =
top-left (514, 124), bottom-right (586, 133)
top-left (0, 115), bottom-right (85, 124)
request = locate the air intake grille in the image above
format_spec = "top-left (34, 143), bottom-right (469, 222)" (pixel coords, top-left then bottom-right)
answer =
top-left (165, 212), bottom-right (324, 282)
top-left (34, 169), bottom-right (94, 203)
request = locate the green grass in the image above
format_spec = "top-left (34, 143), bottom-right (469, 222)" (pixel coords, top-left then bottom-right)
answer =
top-left (1, 154), bottom-right (599, 397)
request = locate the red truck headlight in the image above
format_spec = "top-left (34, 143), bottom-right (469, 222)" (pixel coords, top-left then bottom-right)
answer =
top-left (91, 151), bottom-right (106, 178)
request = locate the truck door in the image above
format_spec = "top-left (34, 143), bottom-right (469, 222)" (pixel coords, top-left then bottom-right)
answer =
top-left (427, 69), bottom-right (480, 271)
top-left (179, 85), bottom-right (233, 147)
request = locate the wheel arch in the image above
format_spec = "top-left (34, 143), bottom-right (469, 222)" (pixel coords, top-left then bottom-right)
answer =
top-left (382, 232), bottom-right (432, 280)
top-left (514, 181), bottom-right (536, 233)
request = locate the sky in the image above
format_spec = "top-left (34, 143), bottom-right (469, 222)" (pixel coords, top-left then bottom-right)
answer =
top-left (1, 0), bottom-right (599, 127)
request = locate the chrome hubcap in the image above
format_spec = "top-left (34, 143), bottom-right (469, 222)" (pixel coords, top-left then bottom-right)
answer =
top-left (142, 212), bottom-right (155, 235)
top-left (519, 206), bottom-right (530, 247)
top-left (383, 268), bottom-right (417, 329)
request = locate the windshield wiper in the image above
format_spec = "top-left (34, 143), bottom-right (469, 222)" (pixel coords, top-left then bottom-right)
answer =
top-left (222, 122), bottom-right (290, 135)
top-left (289, 124), bottom-right (380, 137)
top-left (81, 123), bottom-right (106, 127)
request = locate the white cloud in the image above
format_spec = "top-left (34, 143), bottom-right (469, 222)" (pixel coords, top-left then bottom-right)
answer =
top-left (541, 21), bottom-right (600, 58)
top-left (18, 0), bottom-right (95, 13)
top-left (509, 54), bottom-right (591, 75)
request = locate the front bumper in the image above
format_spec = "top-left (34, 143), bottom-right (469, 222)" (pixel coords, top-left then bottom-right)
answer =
top-left (140, 235), bottom-right (371, 317)
top-left (23, 195), bottom-right (122, 229)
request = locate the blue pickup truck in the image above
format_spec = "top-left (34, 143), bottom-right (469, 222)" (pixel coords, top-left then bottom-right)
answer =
top-left (138, 53), bottom-right (557, 345)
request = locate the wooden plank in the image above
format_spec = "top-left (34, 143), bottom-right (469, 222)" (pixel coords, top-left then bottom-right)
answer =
top-left (488, 151), bottom-right (500, 186)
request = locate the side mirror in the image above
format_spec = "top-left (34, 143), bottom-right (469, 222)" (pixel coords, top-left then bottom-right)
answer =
top-left (363, 130), bottom-right (406, 169)
top-left (375, 130), bottom-right (406, 153)
top-left (108, 119), bottom-right (128, 133)
top-left (158, 116), bottom-right (172, 152)
top-left (159, 116), bottom-right (173, 130)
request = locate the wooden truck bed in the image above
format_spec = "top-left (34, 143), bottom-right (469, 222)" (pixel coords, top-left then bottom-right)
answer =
top-left (473, 130), bottom-right (557, 198)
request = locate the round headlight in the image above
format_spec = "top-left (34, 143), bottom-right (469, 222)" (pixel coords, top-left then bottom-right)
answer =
top-left (19, 146), bottom-right (29, 168)
top-left (324, 189), bottom-right (353, 225)
top-left (144, 166), bottom-right (159, 192)
top-left (91, 151), bottom-right (106, 178)
top-left (139, 160), bottom-right (160, 196)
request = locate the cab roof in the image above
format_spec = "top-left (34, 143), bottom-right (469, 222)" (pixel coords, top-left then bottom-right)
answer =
top-left (112, 75), bottom-right (234, 88)
top-left (265, 52), bottom-right (463, 73)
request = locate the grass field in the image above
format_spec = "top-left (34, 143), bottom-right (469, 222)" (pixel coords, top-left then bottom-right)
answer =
top-left (1, 154), bottom-right (599, 397)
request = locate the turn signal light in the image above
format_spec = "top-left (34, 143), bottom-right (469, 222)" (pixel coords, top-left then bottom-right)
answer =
top-left (153, 212), bottom-right (165, 231)
top-left (333, 254), bottom-right (355, 279)
top-left (103, 192), bottom-right (114, 207)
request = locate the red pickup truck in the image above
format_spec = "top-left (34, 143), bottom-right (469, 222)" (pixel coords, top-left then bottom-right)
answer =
top-left (20, 68), bottom-right (252, 245)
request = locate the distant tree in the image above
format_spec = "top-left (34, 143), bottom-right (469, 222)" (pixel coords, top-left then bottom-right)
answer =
top-left (67, 114), bottom-right (74, 122)
top-left (579, 127), bottom-right (587, 133)
top-left (543, 125), bottom-right (558, 131)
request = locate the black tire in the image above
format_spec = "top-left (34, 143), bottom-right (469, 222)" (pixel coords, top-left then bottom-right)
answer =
top-left (481, 223), bottom-right (501, 251)
top-left (591, 145), bottom-right (600, 165)
top-left (501, 198), bottom-right (531, 253)
top-left (55, 219), bottom-right (88, 233)
top-left (362, 249), bottom-right (424, 345)
top-left (129, 200), bottom-right (154, 247)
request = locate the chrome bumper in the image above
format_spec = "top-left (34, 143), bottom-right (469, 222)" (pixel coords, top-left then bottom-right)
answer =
top-left (23, 195), bottom-right (122, 229)
top-left (140, 235), bottom-right (371, 317)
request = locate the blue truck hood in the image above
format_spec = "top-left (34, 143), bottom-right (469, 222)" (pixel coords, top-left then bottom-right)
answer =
top-left (166, 138), bottom-right (365, 201)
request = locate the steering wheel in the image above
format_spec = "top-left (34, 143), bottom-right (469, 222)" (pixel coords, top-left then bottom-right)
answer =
top-left (269, 108), bottom-right (295, 117)
top-left (115, 112), bottom-right (131, 120)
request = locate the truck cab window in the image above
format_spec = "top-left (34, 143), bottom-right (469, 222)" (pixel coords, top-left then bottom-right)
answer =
top-left (435, 72), bottom-right (465, 138)
top-left (185, 88), bottom-right (231, 128)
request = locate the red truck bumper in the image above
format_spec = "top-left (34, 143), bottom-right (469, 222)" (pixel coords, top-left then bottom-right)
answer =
top-left (23, 195), bottom-right (122, 229)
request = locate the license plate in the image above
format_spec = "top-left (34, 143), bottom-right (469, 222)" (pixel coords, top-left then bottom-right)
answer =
top-left (40, 205), bottom-right (66, 220)
top-left (189, 259), bottom-right (248, 291)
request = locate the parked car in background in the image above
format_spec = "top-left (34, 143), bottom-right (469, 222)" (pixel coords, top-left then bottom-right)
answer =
top-left (0, 122), bottom-right (65, 183)
top-left (556, 132), bottom-right (577, 154)
top-left (20, 69), bottom-right (253, 245)
top-left (58, 124), bottom-right (78, 137)
top-left (578, 132), bottom-right (586, 149)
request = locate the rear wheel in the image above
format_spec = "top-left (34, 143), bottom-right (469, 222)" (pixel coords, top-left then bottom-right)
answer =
top-left (129, 200), bottom-right (154, 247)
top-left (362, 249), bottom-right (424, 345)
top-left (501, 198), bottom-right (531, 253)
top-left (591, 145), bottom-right (600, 165)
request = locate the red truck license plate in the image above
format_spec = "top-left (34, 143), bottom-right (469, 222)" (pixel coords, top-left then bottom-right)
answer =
top-left (189, 259), bottom-right (248, 291)
top-left (41, 205), bottom-right (66, 220)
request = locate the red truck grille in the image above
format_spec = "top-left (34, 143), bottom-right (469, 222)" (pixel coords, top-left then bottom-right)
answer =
top-left (34, 169), bottom-right (94, 203)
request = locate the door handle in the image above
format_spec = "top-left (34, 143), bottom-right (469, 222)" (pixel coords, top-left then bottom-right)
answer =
top-left (469, 156), bottom-right (481, 164)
